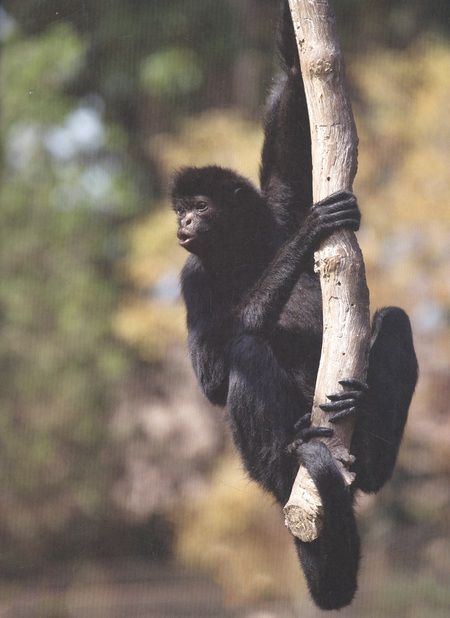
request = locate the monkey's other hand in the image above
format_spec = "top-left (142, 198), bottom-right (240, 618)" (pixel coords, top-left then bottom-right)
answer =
top-left (319, 378), bottom-right (368, 424)
top-left (305, 191), bottom-right (361, 248)
top-left (286, 412), bottom-right (334, 458)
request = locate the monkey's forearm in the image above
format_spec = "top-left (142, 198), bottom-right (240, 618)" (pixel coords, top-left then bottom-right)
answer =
top-left (240, 191), bottom-right (360, 334)
top-left (240, 225), bottom-right (314, 334)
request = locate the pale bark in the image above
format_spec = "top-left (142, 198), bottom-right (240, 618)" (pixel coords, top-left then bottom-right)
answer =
top-left (283, 0), bottom-right (371, 542)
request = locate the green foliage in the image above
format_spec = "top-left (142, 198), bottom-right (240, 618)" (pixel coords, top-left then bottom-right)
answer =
top-left (3, 0), bottom-right (256, 199)
top-left (141, 49), bottom-right (203, 99)
top-left (0, 18), bottom-right (136, 571)
top-left (2, 23), bottom-right (84, 126)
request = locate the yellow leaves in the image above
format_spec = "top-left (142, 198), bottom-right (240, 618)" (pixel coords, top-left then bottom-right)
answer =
top-left (351, 39), bottom-right (450, 326)
top-left (114, 300), bottom-right (185, 361)
top-left (175, 455), bottom-right (304, 604)
top-left (115, 207), bottom-right (187, 360)
top-left (116, 206), bottom-right (187, 359)
top-left (353, 39), bottom-right (450, 228)
top-left (151, 110), bottom-right (263, 185)
top-left (123, 206), bottom-right (183, 288)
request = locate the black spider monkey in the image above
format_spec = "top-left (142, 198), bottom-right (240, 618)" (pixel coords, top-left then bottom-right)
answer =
top-left (170, 2), bottom-right (418, 610)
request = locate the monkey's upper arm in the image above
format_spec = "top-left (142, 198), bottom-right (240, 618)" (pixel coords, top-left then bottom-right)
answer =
top-left (181, 258), bottom-right (231, 406)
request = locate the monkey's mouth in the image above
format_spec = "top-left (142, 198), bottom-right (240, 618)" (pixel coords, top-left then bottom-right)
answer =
top-left (177, 230), bottom-right (195, 248)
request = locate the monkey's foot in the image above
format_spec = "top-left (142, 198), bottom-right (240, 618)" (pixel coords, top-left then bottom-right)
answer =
top-left (319, 378), bottom-right (368, 423)
top-left (286, 413), bottom-right (333, 456)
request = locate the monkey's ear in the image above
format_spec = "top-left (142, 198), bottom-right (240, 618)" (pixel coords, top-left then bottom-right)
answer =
top-left (233, 187), bottom-right (245, 205)
top-left (233, 182), bottom-right (260, 207)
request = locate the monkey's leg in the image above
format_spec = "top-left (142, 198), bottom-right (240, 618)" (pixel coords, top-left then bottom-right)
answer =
top-left (351, 307), bottom-right (418, 493)
top-left (291, 442), bottom-right (360, 611)
top-left (227, 333), bottom-right (303, 504)
top-left (227, 333), bottom-right (360, 610)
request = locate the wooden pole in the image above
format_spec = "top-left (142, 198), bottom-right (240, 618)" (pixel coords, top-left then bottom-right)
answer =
top-left (283, 0), bottom-right (371, 542)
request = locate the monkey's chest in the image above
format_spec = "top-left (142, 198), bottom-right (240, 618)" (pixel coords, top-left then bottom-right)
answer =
top-left (271, 276), bottom-right (323, 382)
top-left (277, 274), bottom-right (322, 335)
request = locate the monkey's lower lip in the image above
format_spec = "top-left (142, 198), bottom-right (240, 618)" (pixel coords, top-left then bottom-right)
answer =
top-left (178, 234), bottom-right (195, 247)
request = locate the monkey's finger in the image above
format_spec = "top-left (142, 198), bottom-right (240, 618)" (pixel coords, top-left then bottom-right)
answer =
top-left (339, 379), bottom-right (369, 391)
top-left (314, 206), bottom-right (359, 225)
top-left (315, 199), bottom-right (359, 216)
top-left (294, 413), bottom-right (311, 432)
top-left (326, 390), bottom-right (365, 401)
top-left (329, 407), bottom-right (357, 423)
top-left (324, 219), bottom-right (361, 232)
top-left (318, 218), bottom-right (361, 233)
top-left (314, 190), bottom-right (355, 207)
top-left (320, 398), bottom-right (356, 412)
top-left (300, 426), bottom-right (334, 441)
top-left (319, 210), bottom-right (361, 225)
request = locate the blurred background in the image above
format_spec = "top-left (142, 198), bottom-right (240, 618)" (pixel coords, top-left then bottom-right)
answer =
top-left (0, 1), bottom-right (449, 616)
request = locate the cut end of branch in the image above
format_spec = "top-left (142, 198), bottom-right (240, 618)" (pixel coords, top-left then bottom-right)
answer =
top-left (283, 463), bottom-right (324, 542)
top-left (283, 446), bottom-right (356, 542)
top-left (284, 502), bottom-right (323, 543)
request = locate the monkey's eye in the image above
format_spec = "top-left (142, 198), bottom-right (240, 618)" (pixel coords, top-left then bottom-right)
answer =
top-left (195, 201), bottom-right (208, 211)
top-left (175, 207), bottom-right (185, 217)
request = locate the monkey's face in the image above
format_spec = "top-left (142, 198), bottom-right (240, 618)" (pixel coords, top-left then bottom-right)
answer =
top-left (171, 165), bottom-right (264, 258)
top-left (174, 195), bottom-right (221, 254)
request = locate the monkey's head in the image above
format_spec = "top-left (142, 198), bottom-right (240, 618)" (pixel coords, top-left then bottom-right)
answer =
top-left (171, 166), bottom-right (263, 257)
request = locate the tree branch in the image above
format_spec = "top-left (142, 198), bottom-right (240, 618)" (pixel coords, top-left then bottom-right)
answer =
top-left (283, 0), bottom-right (371, 542)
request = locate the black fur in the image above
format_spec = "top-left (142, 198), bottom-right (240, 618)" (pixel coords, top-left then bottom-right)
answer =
top-left (171, 3), bottom-right (418, 610)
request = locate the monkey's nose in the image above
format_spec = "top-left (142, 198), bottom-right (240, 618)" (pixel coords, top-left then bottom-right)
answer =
top-left (183, 214), bottom-right (193, 226)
